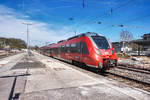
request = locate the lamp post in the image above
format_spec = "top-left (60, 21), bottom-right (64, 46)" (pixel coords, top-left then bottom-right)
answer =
top-left (22, 22), bottom-right (33, 57)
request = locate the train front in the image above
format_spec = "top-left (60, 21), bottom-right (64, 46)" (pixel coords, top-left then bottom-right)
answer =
top-left (89, 34), bottom-right (118, 70)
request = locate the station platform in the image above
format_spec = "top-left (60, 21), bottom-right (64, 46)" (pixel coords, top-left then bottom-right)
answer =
top-left (0, 52), bottom-right (150, 100)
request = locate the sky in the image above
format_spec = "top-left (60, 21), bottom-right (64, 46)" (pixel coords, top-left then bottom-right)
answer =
top-left (0, 0), bottom-right (150, 46)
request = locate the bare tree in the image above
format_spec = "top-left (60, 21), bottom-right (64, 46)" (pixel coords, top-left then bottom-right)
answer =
top-left (120, 30), bottom-right (133, 42)
top-left (120, 30), bottom-right (134, 53)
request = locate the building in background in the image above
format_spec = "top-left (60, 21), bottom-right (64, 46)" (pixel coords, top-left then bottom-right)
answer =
top-left (112, 41), bottom-right (132, 53)
top-left (112, 33), bottom-right (150, 56)
top-left (132, 33), bottom-right (150, 55)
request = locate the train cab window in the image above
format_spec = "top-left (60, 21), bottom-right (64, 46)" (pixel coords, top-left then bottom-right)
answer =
top-left (91, 36), bottom-right (110, 49)
top-left (81, 42), bottom-right (89, 54)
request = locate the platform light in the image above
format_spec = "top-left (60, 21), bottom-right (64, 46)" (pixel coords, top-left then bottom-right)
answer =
top-left (22, 22), bottom-right (33, 57)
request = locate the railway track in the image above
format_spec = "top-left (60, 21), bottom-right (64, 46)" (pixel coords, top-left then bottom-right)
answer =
top-left (118, 63), bottom-right (150, 72)
top-left (106, 66), bottom-right (150, 92)
top-left (0, 53), bottom-right (19, 59)
top-left (68, 62), bottom-right (150, 92)
top-left (116, 66), bottom-right (150, 74)
top-left (108, 66), bottom-right (150, 84)
top-left (104, 71), bottom-right (150, 92)
top-left (42, 55), bottom-right (150, 92)
top-left (70, 63), bottom-right (150, 92)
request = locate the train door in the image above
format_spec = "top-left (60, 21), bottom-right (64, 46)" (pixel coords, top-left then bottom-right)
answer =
top-left (63, 44), bottom-right (70, 61)
top-left (67, 44), bottom-right (72, 61)
top-left (80, 41), bottom-right (90, 64)
top-left (58, 46), bottom-right (61, 58)
top-left (60, 45), bottom-right (64, 59)
top-left (75, 42), bottom-right (82, 62)
top-left (49, 49), bottom-right (52, 56)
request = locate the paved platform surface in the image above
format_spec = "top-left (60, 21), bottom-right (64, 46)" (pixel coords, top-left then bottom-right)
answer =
top-left (0, 52), bottom-right (150, 100)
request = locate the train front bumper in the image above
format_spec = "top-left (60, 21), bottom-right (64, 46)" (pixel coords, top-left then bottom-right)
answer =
top-left (102, 59), bottom-right (117, 69)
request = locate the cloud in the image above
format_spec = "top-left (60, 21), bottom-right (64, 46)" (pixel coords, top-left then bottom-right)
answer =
top-left (0, 5), bottom-right (74, 46)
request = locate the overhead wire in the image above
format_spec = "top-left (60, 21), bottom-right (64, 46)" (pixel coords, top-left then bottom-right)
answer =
top-left (99, 0), bottom-right (140, 31)
top-left (101, 9), bottom-right (150, 31)
top-left (75, 0), bottom-right (135, 32)
top-left (85, 0), bottom-right (134, 24)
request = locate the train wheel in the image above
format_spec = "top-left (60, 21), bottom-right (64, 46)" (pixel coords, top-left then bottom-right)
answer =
top-left (96, 68), bottom-right (101, 73)
top-left (82, 63), bottom-right (89, 70)
top-left (100, 68), bottom-right (107, 73)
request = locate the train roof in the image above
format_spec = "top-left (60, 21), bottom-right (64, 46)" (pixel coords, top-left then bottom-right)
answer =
top-left (40, 46), bottom-right (48, 49)
top-left (57, 40), bottom-right (66, 43)
top-left (80, 32), bottom-right (103, 37)
top-left (42, 32), bottom-right (104, 49)
top-left (67, 32), bottom-right (103, 41)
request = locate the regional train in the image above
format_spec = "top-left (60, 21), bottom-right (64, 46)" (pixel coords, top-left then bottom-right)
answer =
top-left (40, 32), bottom-right (118, 71)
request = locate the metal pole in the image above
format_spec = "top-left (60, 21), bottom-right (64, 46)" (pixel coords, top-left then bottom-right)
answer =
top-left (75, 30), bottom-right (77, 36)
top-left (83, 0), bottom-right (84, 8)
top-left (23, 22), bottom-right (32, 57)
top-left (27, 24), bottom-right (29, 57)
top-left (123, 41), bottom-right (124, 53)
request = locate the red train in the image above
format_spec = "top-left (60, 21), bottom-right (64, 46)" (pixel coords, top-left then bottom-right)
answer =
top-left (40, 32), bottom-right (118, 71)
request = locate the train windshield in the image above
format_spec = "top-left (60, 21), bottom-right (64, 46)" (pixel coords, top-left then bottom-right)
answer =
top-left (91, 36), bottom-right (110, 49)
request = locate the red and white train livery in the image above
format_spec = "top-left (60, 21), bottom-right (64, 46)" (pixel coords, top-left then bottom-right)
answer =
top-left (41, 32), bottom-right (118, 71)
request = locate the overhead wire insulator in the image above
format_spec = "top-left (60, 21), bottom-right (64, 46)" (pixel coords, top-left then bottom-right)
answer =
top-left (98, 21), bottom-right (102, 24)
top-left (110, 8), bottom-right (113, 15)
top-left (119, 25), bottom-right (124, 27)
top-left (69, 18), bottom-right (74, 20)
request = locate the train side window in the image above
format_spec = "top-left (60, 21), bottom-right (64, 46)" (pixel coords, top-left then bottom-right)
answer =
top-left (53, 48), bottom-right (55, 54)
top-left (54, 48), bottom-right (56, 54)
top-left (51, 48), bottom-right (53, 54)
top-left (58, 46), bottom-right (61, 53)
top-left (61, 45), bottom-right (65, 53)
top-left (52, 48), bottom-right (54, 54)
top-left (70, 43), bottom-right (76, 53)
top-left (60, 45), bottom-right (62, 52)
top-left (66, 44), bottom-right (70, 53)
top-left (70, 44), bottom-right (73, 53)
top-left (47, 49), bottom-right (50, 54)
top-left (56, 47), bottom-right (58, 54)
top-left (76, 42), bottom-right (81, 53)
top-left (81, 42), bottom-right (89, 54)
top-left (57, 47), bottom-right (59, 54)
top-left (49, 49), bottom-right (51, 53)
top-left (63, 45), bottom-right (66, 53)
top-left (54, 48), bottom-right (58, 54)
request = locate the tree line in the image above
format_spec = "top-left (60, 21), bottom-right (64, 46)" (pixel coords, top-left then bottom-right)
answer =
top-left (0, 37), bottom-right (26, 49)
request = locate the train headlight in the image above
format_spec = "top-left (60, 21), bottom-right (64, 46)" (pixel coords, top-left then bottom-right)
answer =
top-left (95, 48), bottom-right (102, 55)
